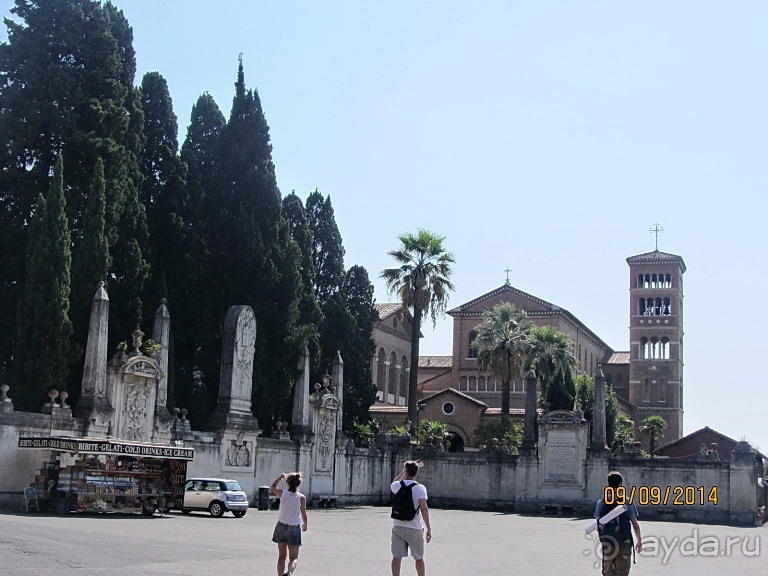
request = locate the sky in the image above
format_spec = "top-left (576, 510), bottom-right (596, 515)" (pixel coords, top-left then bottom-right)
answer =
top-left (2, 1), bottom-right (766, 452)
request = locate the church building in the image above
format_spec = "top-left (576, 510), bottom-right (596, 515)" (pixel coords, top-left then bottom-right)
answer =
top-left (370, 247), bottom-right (686, 450)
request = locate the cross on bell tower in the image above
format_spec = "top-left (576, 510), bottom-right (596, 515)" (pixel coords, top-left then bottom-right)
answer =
top-left (649, 223), bottom-right (664, 251)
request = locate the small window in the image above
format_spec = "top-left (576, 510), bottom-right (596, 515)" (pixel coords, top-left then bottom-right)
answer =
top-left (442, 402), bottom-right (455, 415)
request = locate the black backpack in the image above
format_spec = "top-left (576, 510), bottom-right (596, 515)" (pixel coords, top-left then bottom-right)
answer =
top-left (391, 481), bottom-right (420, 521)
top-left (598, 502), bottom-right (633, 547)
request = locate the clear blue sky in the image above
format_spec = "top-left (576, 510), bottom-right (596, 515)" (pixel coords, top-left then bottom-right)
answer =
top-left (3, 1), bottom-right (766, 452)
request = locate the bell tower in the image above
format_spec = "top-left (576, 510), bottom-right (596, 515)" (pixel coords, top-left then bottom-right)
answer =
top-left (626, 240), bottom-right (686, 447)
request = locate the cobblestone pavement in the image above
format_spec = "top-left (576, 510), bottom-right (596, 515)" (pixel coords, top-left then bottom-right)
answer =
top-left (0, 506), bottom-right (763, 575)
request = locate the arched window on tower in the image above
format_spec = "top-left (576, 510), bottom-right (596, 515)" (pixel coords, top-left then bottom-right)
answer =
top-left (376, 348), bottom-right (387, 399)
top-left (658, 378), bottom-right (666, 403)
top-left (651, 273), bottom-right (658, 288)
top-left (666, 273), bottom-right (672, 288)
top-left (468, 330), bottom-right (478, 359)
top-left (641, 337), bottom-right (649, 359)
top-left (663, 297), bottom-right (671, 315)
top-left (644, 274), bottom-right (651, 288)
top-left (655, 298), bottom-right (662, 316)
top-left (650, 337), bottom-right (659, 359)
top-left (388, 351), bottom-right (398, 403)
top-left (639, 298), bottom-right (646, 315)
top-left (643, 379), bottom-right (650, 402)
top-left (638, 274), bottom-right (644, 288)
top-left (660, 337), bottom-right (669, 359)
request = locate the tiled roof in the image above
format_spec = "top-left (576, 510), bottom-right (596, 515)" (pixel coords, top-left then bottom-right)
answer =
top-left (369, 404), bottom-right (408, 413)
top-left (447, 284), bottom-right (557, 315)
top-left (626, 250), bottom-right (686, 272)
top-left (419, 356), bottom-right (452, 369)
top-left (374, 302), bottom-right (403, 320)
top-left (604, 352), bottom-right (630, 365)
top-left (422, 388), bottom-right (488, 408)
top-left (485, 408), bottom-right (532, 416)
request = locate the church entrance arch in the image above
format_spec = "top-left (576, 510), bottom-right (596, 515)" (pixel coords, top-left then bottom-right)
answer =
top-left (446, 431), bottom-right (465, 452)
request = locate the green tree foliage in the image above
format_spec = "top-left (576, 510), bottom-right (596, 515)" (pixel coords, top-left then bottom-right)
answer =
top-left (0, 0), bottom-right (147, 384)
top-left (473, 416), bottom-right (523, 452)
top-left (545, 365), bottom-right (576, 411)
top-left (13, 155), bottom-right (74, 411)
top-left (613, 414), bottom-right (636, 456)
top-left (281, 192), bottom-right (322, 370)
top-left (306, 190), bottom-right (345, 307)
top-left (381, 230), bottom-right (455, 431)
top-left (640, 415), bottom-right (667, 455)
top-left (204, 58), bottom-right (302, 429)
top-left (574, 373), bottom-right (620, 452)
top-left (340, 265), bottom-right (377, 428)
top-left (525, 325), bottom-right (577, 402)
top-left (416, 418), bottom-right (450, 448)
top-left (474, 302), bottom-right (532, 415)
top-left (176, 93), bottom-right (226, 420)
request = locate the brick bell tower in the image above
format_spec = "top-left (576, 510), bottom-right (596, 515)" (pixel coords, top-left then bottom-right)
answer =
top-left (626, 228), bottom-right (686, 449)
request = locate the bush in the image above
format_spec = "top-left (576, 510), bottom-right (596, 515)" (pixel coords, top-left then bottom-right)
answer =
top-left (474, 416), bottom-right (522, 452)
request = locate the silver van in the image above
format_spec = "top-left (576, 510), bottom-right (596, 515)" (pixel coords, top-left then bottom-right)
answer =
top-left (181, 478), bottom-right (249, 517)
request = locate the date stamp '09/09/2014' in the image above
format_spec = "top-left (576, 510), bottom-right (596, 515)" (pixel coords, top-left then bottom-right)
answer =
top-left (604, 485), bottom-right (720, 506)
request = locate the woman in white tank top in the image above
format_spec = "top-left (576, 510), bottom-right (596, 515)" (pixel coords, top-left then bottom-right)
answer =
top-left (270, 472), bottom-right (308, 576)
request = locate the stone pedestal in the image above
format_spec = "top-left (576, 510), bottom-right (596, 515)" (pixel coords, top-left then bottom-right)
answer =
top-left (538, 410), bottom-right (588, 488)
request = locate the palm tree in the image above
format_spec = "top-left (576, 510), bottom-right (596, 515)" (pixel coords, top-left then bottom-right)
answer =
top-left (525, 325), bottom-right (577, 407)
top-left (474, 302), bottom-right (533, 415)
top-left (639, 415), bottom-right (667, 455)
top-left (381, 230), bottom-right (455, 431)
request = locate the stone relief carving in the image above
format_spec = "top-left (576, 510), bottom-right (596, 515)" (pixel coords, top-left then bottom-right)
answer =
top-left (121, 385), bottom-right (150, 441)
top-left (315, 411), bottom-right (334, 472)
top-left (224, 432), bottom-right (251, 467)
top-left (125, 358), bottom-right (161, 379)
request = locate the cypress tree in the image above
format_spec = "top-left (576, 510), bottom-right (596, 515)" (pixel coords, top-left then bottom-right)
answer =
top-left (306, 191), bottom-right (345, 306)
top-left (205, 58), bottom-right (302, 429)
top-left (0, 0), bottom-right (148, 380)
top-left (14, 154), bottom-right (74, 411)
top-left (340, 265), bottom-right (378, 428)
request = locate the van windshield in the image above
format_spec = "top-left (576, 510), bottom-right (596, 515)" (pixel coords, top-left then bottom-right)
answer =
top-left (225, 481), bottom-right (242, 492)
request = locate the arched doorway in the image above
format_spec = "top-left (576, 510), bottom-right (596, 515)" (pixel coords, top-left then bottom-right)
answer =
top-left (446, 431), bottom-right (465, 452)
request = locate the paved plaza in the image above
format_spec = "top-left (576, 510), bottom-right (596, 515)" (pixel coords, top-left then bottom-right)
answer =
top-left (0, 506), bottom-right (763, 575)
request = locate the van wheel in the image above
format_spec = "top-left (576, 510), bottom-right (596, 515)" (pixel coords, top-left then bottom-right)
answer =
top-left (233, 510), bottom-right (246, 518)
top-left (209, 501), bottom-right (225, 517)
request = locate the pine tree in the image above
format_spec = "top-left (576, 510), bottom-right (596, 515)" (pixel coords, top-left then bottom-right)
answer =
top-left (14, 155), bottom-right (74, 411)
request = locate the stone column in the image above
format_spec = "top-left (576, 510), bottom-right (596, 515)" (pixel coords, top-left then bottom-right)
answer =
top-left (591, 364), bottom-right (608, 451)
top-left (75, 282), bottom-right (113, 432)
top-left (291, 347), bottom-right (312, 442)
top-left (521, 368), bottom-right (538, 450)
top-left (152, 300), bottom-right (170, 408)
top-left (332, 350), bottom-right (344, 433)
top-left (151, 299), bottom-right (175, 441)
top-left (207, 305), bottom-right (260, 434)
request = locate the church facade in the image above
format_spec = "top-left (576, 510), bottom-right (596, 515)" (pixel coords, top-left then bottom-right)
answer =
top-left (370, 248), bottom-right (686, 450)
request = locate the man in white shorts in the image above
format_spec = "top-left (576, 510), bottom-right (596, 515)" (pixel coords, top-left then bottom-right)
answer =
top-left (390, 461), bottom-right (432, 576)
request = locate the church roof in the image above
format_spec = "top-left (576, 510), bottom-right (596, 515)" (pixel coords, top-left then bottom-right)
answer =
top-left (374, 302), bottom-right (404, 320)
top-left (422, 388), bottom-right (489, 408)
top-left (447, 283), bottom-right (612, 352)
top-left (419, 355), bottom-right (452, 369)
top-left (604, 351), bottom-right (630, 365)
top-left (447, 284), bottom-right (556, 315)
top-left (626, 250), bottom-right (686, 272)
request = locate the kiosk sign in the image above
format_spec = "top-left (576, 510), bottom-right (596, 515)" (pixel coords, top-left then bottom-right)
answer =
top-left (18, 437), bottom-right (194, 460)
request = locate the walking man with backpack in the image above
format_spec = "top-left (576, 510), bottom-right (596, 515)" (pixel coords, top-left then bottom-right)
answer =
top-left (594, 471), bottom-right (643, 576)
top-left (390, 460), bottom-right (432, 576)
